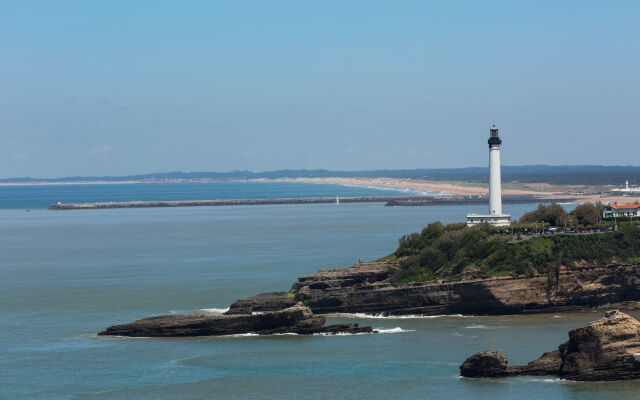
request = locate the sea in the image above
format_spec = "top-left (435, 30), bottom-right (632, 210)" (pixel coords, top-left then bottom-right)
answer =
top-left (1, 182), bottom-right (638, 399)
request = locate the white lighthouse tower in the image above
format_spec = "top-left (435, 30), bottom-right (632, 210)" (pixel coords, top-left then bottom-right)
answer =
top-left (466, 125), bottom-right (511, 227)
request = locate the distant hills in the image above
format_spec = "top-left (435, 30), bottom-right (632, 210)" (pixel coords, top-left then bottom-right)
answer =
top-left (3, 165), bottom-right (639, 185)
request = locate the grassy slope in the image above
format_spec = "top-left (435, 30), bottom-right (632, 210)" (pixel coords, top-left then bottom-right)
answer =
top-left (391, 223), bottom-right (640, 283)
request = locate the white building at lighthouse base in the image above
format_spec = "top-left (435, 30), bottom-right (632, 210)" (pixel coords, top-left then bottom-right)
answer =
top-left (466, 213), bottom-right (511, 227)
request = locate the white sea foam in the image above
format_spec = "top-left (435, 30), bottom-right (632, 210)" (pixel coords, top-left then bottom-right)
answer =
top-left (313, 331), bottom-right (372, 336)
top-left (227, 333), bottom-right (260, 337)
top-left (97, 335), bottom-right (151, 340)
top-left (311, 326), bottom-right (413, 336)
top-left (464, 324), bottom-right (489, 329)
top-left (514, 377), bottom-right (569, 384)
top-left (199, 307), bottom-right (230, 314)
top-left (464, 324), bottom-right (507, 329)
top-left (335, 312), bottom-right (465, 319)
top-left (375, 327), bottom-right (415, 334)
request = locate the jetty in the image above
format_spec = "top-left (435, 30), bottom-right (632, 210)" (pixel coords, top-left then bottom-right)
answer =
top-left (48, 195), bottom-right (568, 210)
top-left (49, 196), bottom-right (416, 210)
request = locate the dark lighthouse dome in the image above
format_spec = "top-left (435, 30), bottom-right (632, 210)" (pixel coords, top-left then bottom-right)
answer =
top-left (488, 124), bottom-right (502, 147)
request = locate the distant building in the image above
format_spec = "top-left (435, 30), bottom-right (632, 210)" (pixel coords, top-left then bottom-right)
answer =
top-left (466, 125), bottom-right (511, 227)
top-left (603, 204), bottom-right (640, 218)
top-left (610, 180), bottom-right (640, 194)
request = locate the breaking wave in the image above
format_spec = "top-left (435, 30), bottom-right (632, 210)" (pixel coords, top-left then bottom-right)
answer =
top-left (464, 324), bottom-right (506, 329)
top-left (335, 312), bottom-right (465, 319)
top-left (199, 307), bottom-right (230, 314)
top-left (375, 327), bottom-right (415, 334)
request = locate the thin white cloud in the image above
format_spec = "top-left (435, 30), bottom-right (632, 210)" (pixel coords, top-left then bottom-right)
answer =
top-left (90, 146), bottom-right (114, 156)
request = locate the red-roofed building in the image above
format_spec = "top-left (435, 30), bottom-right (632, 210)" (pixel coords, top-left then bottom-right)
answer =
top-left (603, 204), bottom-right (640, 218)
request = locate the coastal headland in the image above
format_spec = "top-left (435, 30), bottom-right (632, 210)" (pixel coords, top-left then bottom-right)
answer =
top-left (226, 261), bottom-right (640, 317)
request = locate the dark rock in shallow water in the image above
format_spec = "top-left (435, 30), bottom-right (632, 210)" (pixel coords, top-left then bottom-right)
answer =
top-left (461, 310), bottom-right (640, 381)
top-left (315, 323), bottom-right (373, 335)
top-left (460, 350), bottom-right (508, 378)
top-left (99, 303), bottom-right (373, 337)
top-left (506, 350), bottom-right (563, 376)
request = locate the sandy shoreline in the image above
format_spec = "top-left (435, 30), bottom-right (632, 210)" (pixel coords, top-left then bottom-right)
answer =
top-left (259, 177), bottom-right (555, 196)
top-left (2, 176), bottom-right (639, 205)
top-left (257, 177), bottom-right (640, 205)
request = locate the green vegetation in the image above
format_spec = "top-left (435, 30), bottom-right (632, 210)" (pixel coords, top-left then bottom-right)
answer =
top-left (285, 291), bottom-right (295, 298)
top-left (519, 203), bottom-right (604, 228)
top-left (390, 206), bottom-right (640, 284)
top-left (374, 254), bottom-right (397, 262)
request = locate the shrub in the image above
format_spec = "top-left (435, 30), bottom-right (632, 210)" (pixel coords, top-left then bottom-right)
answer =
top-left (390, 223), bottom-right (640, 284)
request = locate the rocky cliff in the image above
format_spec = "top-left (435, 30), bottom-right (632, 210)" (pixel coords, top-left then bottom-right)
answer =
top-left (460, 310), bottom-right (640, 381)
top-left (228, 262), bottom-right (640, 316)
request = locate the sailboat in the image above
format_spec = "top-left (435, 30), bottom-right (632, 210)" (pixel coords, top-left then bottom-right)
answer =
top-left (336, 196), bottom-right (340, 205)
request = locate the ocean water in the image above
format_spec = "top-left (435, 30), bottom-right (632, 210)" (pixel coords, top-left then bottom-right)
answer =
top-left (0, 181), bottom-right (439, 209)
top-left (1, 183), bottom-right (637, 399)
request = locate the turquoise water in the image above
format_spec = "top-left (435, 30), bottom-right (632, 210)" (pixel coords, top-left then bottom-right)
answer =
top-left (1, 184), bottom-right (637, 399)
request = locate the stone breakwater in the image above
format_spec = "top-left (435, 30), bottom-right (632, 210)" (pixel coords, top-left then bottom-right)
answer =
top-left (227, 261), bottom-right (640, 316)
top-left (460, 310), bottom-right (640, 381)
top-left (50, 196), bottom-right (417, 210)
top-left (384, 195), bottom-right (572, 207)
top-left (48, 195), bottom-right (559, 210)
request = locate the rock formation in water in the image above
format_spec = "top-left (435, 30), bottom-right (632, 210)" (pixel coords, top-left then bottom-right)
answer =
top-left (227, 261), bottom-right (640, 316)
top-left (459, 350), bottom-right (508, 378)
top-left (459, 310), bottom-right (640, 381)
top-left (99, 303), bottom-right (373, 337)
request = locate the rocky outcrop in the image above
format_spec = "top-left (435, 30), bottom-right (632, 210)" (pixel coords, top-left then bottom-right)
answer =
top-left (459, 350), bottom-right (508, 377)
top-left (229, 262), bottom-right (640, 316)
top-left (460, 310), bottom-right (640, 381)
top-left (558, 310), bottom-right (640, 380)
top-left (507, 350), bottom-right (564, 376)
top-left (226, 292), bottom-right (297, 315)
top-left (98, 303), bottom-right (374, 337)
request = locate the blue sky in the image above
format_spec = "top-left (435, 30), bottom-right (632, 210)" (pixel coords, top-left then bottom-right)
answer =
top-left (1, 1), bottom-right (638, 178)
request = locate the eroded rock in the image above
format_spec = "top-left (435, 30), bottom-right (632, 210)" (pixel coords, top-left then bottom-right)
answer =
top-left (461, 310), bottom-right (640, 381)
top-left (460, 350), bottom-right (508, 377)
top-left (229, 262), bottom-right (640, 317)
top-left (99, 303), bottom-right (373, 337)
top-left (559, 310), bottom-right (640, 380)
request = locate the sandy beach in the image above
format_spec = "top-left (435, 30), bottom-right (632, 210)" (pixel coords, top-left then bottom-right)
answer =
top-left (262, 177), bottom-right (560, 197)
top-left (260, 177), bottom-right (640, 205)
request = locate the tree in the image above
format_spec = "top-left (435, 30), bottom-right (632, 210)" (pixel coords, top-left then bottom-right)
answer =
top-left (570, 203), bottom-right (603, 227)
top-left (519, 203), bottom-right (569, 226)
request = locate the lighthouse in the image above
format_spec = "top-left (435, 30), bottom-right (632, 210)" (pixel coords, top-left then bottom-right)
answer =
top-left (466, 125), bottom-right (511, 226)
top-left (488, 124), bottom-right (503, 215)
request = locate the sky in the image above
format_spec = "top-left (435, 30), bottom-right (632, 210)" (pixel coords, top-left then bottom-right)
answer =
top-left (1, 1), bottom-right (639, 178)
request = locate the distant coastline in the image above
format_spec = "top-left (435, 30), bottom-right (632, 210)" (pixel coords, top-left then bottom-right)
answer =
top-left (0, 180), bottom-right (143, 186)
top-left (3, 176), bottom-right (640, 205)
